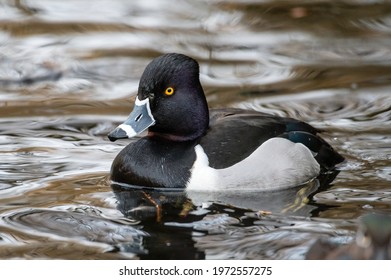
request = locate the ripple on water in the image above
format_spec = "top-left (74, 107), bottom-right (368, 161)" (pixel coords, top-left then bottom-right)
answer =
top-left (191, 214), bottom-right (353, 260)
top-left (314, 188), bottom-right (391, 204)
top-left (236, 89), bottom-right (391, 130)
top-left (0, 207), bottom-right (147, 258)
top-left (1, 0), bottom-right (391, 260)
top-left (0, 116), bottom-right (119, 193)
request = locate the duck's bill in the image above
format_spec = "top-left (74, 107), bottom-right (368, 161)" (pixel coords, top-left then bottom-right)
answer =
top-left (108, 97), bottom-right (155, 142)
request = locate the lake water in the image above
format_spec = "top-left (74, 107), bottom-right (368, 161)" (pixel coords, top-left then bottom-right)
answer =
top-left (0, 0), bottom-right (390, 259)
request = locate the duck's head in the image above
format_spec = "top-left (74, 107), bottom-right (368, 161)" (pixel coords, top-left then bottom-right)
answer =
top-left (108, 53), bottom-right (209, 142)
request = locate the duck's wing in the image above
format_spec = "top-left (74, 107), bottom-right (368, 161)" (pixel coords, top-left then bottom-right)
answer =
top-left (200, 108), bottom-right (344, 170)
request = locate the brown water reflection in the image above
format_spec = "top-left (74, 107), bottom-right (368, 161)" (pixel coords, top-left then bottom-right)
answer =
top-left (222, 1), bottom-right (391, 36)
top-left (0, 0), bottom-right (390, 259)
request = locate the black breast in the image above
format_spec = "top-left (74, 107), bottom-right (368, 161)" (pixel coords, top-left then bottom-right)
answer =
top-left (110, 137), bottom-right (197, 188)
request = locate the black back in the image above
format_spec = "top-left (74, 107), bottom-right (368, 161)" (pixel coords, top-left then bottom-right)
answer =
top-left (201, 108), bottom-right (344, 170)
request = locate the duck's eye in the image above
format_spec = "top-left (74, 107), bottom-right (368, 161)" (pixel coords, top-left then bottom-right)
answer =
top-left (164, 87), bottom-right (175, 96)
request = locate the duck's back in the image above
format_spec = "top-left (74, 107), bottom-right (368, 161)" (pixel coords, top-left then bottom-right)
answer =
top-left (200, 108), bottom-right (344, 170)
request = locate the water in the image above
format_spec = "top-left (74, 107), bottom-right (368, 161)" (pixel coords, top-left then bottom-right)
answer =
top-left (0, 0), bottom-right (390, 259)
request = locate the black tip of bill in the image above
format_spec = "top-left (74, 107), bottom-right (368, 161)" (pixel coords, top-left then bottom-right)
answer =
top-left (108, 127), bottom-right (129, 142)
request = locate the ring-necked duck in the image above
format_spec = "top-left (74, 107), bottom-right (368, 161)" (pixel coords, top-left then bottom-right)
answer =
top-left (108, 53), bottom-right (344, 191)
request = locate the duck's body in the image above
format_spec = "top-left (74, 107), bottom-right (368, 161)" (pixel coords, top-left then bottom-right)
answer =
top-left (109, 53), bottom-right (344, 191)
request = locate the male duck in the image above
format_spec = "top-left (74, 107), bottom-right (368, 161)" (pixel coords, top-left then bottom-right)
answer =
top-left (108, 53), bottom-right (344, 191)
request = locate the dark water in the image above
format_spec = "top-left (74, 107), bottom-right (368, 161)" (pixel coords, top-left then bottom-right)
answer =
top-left (0, 0), bottom-right (390, 259)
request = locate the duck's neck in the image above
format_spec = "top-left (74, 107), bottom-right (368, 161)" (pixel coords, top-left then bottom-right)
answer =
top-left (148, 103), bottom-right (209, 142)
top-left (147, 130), bottom-right (205, 142)
top-left (148, 109), bottom-right (209, 142)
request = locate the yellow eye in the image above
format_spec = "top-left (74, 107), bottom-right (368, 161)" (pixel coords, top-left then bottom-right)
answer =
top-left (164, 87), bottom-right (175, 96)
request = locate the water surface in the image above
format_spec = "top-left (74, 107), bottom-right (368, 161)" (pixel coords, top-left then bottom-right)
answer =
top-left (0, 0), bottom-right (390, 259)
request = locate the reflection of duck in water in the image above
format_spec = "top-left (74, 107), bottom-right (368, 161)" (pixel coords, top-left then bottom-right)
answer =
top-left (111, 184), bottom-right (206, 259)
top-left (111, 184), bottom-right (192, 222)
top-left (111, 180), bottom-right (338, 260)
top-left (108, 53), bottom-right (343, 192)
top-left (111, 168), bottom-right (339, 223)
top-left (306, 213), bottom-right (391, 259)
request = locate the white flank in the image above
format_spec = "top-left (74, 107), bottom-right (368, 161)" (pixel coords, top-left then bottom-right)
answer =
top-left (186, 145), bottom-right (219, 191)
top-left (187, 138), bottom-right (320, 192)
top-left (218, 138), bottom-right (320, 191)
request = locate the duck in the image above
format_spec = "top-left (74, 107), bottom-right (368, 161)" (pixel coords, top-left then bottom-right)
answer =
top-left (108, 53), bottom-right (344, 191)
top-left (306, 213), bottom-right (391, 260)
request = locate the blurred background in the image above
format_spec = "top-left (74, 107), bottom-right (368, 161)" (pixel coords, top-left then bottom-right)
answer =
top-left (0, 0), bottom-right (390, 259)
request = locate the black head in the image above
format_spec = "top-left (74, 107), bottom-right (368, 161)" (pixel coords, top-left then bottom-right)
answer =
top-left (139, 53), bottom-right (209, 140)
top-left (108, 53), bottom-right (209, 142)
